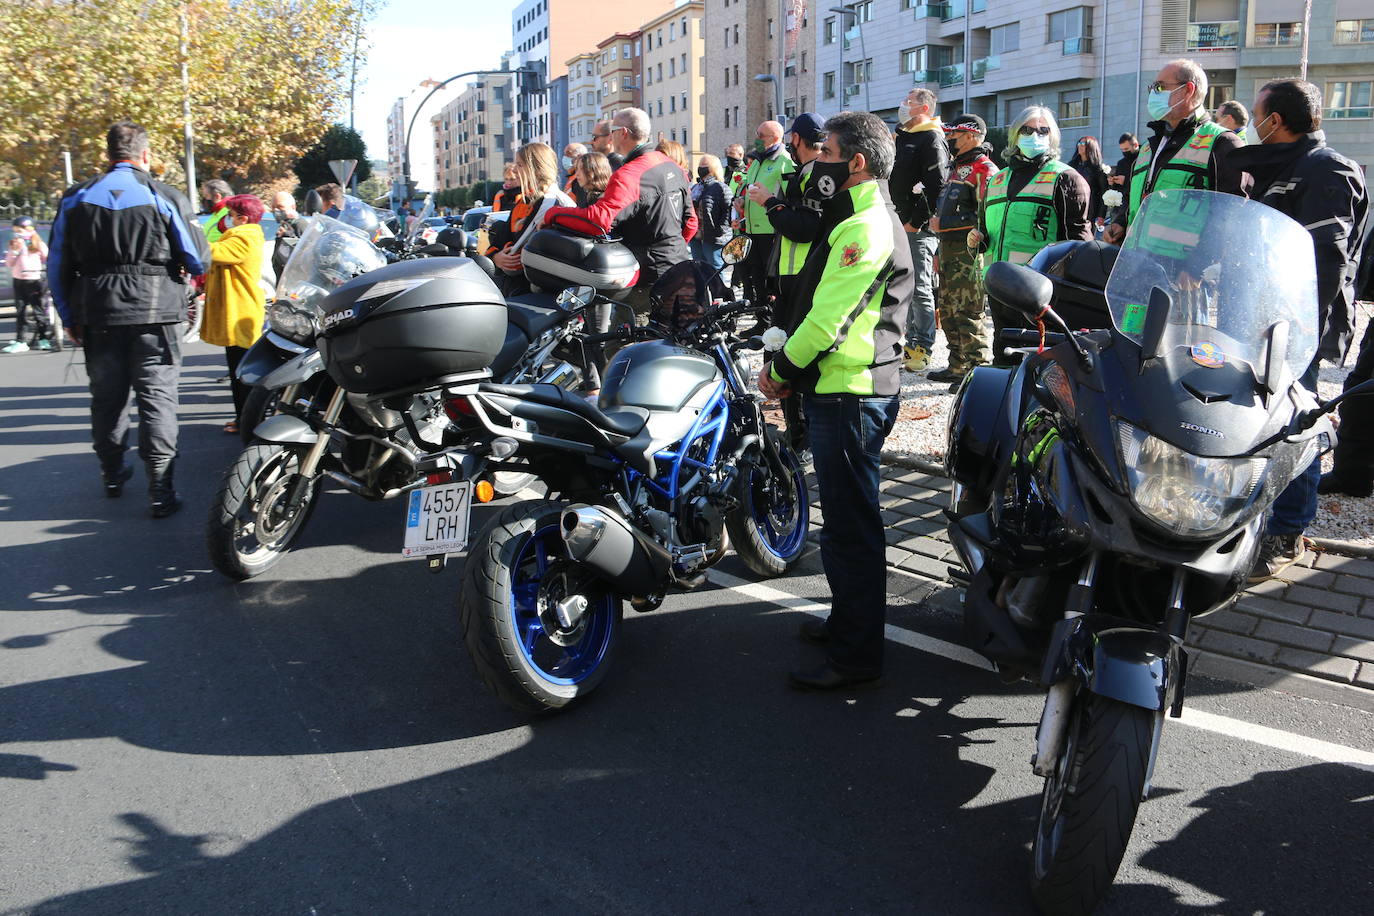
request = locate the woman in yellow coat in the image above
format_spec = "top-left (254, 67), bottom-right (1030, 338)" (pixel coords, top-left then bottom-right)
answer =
top-left (202, 194), bottom-right (266, 433)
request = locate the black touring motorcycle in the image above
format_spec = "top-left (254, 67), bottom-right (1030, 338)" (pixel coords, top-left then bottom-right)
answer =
top-left (946, 190), bottom-right (1368, 914)
top-left (445, 237), bottom-right (811, 713)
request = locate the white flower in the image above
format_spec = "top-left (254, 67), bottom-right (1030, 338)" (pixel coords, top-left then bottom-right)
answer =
top-left (761, 327), bottom-right (789, 352)
top-left (1102, 189), bottom-right (1124, 208)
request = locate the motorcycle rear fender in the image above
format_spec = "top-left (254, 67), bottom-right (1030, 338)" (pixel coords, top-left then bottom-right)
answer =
top-left (946, 366), bottom-right (1018, 494)
top-left (261, 349), bottom-right (325, 390)
top-left (1041, 615), bottom-right (1183, 712)
top-left (251, 414), bottom-right (319, 446)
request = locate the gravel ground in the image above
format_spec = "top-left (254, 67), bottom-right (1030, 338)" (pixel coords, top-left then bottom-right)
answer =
top-left (755, 301), bottom-right (1374, 548)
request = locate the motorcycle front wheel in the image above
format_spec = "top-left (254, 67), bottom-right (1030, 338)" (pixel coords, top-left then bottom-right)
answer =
top-left (459, 499), bottom-right (622, 714)
top-left (1030, 692), bottom-right (1153, 916)
top-left (206, 442), bottom-right (322, 580)
top-left (726, 428), bottom-right (810, 577)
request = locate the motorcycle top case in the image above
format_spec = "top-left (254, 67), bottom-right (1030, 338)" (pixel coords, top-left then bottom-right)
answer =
top-left (317, 257), bottom-right (507, 394)
top-left (521, 228), bottom-right (639, 294)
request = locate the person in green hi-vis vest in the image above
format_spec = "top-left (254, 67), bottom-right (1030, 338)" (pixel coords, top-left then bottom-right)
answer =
top-left (1103, 58), bottom-right (1247, 246)
top-left (967, 106), bottom-right (1092, 365)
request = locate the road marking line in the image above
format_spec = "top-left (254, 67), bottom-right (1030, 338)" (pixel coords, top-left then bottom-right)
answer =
top-left (708, 569), bottom-right (1374, 771)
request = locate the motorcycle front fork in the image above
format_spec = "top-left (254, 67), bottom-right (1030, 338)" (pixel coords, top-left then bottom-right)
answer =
top-left (287, 386), bottom-right (346, 506)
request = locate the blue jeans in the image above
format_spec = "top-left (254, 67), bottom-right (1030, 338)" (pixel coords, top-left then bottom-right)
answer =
top-left (904, 229), bottom-right (938, 350)
top-left (803, 392), bottom-right (899, 673)
top-left (1268, 359), bottom-right (1322, 536)
top-left (691, 238), bottom-right (724, 272)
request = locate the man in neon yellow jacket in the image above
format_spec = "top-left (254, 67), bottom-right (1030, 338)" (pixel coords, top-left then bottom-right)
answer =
top-left (759, 111), bottom-right (914, 690)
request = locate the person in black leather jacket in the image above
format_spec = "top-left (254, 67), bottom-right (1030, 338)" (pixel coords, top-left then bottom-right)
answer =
top-left (1234, 78), bottom-right (1370, 579)
top-left (691, 154), bottom-right (733, 270)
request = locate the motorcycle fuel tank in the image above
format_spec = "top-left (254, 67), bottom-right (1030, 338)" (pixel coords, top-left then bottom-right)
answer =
top-left (598, 339), bottom-right (722, 413)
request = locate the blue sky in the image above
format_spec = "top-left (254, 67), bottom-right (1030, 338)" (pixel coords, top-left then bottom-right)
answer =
top-left (353, 0), bottom-right (515, 174)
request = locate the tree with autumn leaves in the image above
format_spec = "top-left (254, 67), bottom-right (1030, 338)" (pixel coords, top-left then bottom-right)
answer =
top-left (0, 0), bottom-right (377, 197)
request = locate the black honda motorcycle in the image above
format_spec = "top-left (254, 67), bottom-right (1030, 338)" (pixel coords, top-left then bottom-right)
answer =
top-left (946, 190), bottom-right (1369, 914)
top-left (447, 239), bottom-right (811, 713)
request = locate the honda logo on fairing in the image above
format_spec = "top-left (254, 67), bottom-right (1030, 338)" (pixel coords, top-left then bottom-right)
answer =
top-left (1180, 421), bottom-right (1224, 439)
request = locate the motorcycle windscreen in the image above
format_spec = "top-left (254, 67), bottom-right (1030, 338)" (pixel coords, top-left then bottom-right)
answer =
top-left (1106, 189), bottom-right (1318, 380)
top-left (274, 216), bottom-right (386, 314)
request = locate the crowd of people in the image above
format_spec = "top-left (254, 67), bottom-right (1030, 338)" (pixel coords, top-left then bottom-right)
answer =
top-left (10, 56), bottom-right (1372, 689)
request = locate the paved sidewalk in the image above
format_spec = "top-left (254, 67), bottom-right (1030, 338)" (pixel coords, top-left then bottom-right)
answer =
top-left (804, 462), bottom-right (1374, 712)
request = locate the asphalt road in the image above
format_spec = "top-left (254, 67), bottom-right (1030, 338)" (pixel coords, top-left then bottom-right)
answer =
top-left (2, 342), bottom-right (1372, 914)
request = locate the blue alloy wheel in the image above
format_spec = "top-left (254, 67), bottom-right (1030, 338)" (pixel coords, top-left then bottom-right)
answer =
top-left (507, 524), bottom-right (617, 686)
top-left (726, 435), bottom-right (809, 577)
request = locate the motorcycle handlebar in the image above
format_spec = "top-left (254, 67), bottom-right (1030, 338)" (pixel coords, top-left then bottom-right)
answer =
top-left (999, 328), bottom-right (1067, 346)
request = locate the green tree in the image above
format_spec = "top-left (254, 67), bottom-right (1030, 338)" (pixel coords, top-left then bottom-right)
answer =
top-left (292, 124), bottom-right (373, 190)
top-left (0, 0), bottom-right (375, 196)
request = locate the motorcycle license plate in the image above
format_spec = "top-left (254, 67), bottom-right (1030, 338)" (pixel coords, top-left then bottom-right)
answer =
top-left (402, 481), bottom-right (472, 557)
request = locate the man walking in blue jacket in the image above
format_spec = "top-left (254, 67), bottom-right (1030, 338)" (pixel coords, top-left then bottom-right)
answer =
top-left (50, 121), bottom-right (209, 516)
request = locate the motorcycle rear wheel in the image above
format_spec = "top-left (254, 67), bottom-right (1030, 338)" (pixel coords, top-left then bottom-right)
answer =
top-left (206, 442), bottom-right (321, 580)
top-left (1030, 692), bottom-right (1153, 916)
top-left (459, 499), bottom-right (622, 714)
top-left (726, 429), bottom-right (810, 577)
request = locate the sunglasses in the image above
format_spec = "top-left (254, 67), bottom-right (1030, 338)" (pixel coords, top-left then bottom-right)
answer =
top-left (1018, 125), bottom-right (1051, 137)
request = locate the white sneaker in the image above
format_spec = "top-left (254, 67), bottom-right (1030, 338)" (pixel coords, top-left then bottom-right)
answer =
top-left (1, 340), bottom-right (29, 354)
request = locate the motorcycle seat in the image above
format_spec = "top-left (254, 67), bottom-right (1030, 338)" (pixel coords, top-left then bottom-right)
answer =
top-left (506, 294), bottom-right (567, 340)
top-left (489, 323), bottom-right (530, 378)
top-left (480, 382), bottom-right (648, 438)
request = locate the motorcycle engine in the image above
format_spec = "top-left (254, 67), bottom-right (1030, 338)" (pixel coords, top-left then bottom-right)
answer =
top-left (682, 495), bottom-right (725, 545)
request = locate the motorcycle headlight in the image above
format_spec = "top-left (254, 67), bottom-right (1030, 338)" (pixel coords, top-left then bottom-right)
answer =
top-left (268, 300), bottom-right (321, 344)
top-left (1115, 421), bottom-right (1266, 537)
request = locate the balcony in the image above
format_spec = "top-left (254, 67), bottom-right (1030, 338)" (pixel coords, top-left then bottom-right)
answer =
top-left (844, 83), bottom-right (862, 99)
top-left (912, 2), bottom-right (951, 18)
top-left (938, 62), bottom-right (964, 88)
top-left (909, 68), bottom-right (937, 84)
top-left (843, 25), bottom-right (861, 51)
top-left (1062, 36), bottom-right (1093, 54)
top-left (971, 55), bottom-right (1000, 82)
top-left (1188, 20), bottom-right (1240, 50)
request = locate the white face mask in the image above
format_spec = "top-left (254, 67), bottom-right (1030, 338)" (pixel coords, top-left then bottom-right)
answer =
top-left (898, 101), bottom-right (912, 124)
top-left (1244, 113), bottom-right (1276, 145)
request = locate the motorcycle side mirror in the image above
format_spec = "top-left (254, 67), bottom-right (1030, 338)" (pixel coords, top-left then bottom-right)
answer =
top-left (557, 285), bottom-right (597, 311)
top-left (722, 235), bottom-right (752, 265)
top-left (1261, 319), bottom-right (1290, 398)
top-left (1305, 377), bottom-right (1374, 426)
top-left (1139, 285), bottom-right (1173, 364)
top-left (303, 189), bottom-right (323, 216)
top-left (985, 261), bottom-right (1053, 323)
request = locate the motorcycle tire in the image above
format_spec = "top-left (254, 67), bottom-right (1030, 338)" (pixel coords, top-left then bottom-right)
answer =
top-left (206, 441), bottom-right (322, 580)
top-left (459, 499), bottom-right (622, 714)
top-left (1030, 692), bottom-right (1153, 916)
top-left (725, 428), bottom-right (810, 578)
top-left (182, 293), bottom-right (204, 344)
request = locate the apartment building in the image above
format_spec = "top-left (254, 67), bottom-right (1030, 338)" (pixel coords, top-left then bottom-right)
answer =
top-left (811, 1), bottom-right (1373, 169)
top-left (430, 77), bottom-right (515, 192)
top-left (597, 31), bottom-right (644, 121)
top-left (704, 0), bottom-right (774, 156)
top-left (566, 52), bottom-right (601, 147)
top-left (511, 0), bottom-right (674, 148)
top-left (640, 1), bottom-right (707, 157)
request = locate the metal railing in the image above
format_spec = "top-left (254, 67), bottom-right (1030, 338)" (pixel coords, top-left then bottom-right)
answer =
top-left (1062, 36), bottom-right (1093, 55)
top-left (938, 62), bottom-right (964, 87)
top-left (971, 54), bottom-right (1000, 82)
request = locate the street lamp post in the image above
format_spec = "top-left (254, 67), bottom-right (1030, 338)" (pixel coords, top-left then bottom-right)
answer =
top-left (753, 74), bottom-right (783, 122)
top-left (400, 68), bottom-right (537, 208)
top-left (829, 5), bottom-right (869, 113)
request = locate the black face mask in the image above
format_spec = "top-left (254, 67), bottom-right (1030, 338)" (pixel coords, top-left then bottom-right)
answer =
top-left (697, 166), bottom-right (710, 179)
top-left (726, 156), bottom-right (742, 169)
top-left (808, 159), bottom-right (852, 200)
top-left (786, 144), bottom-right (798, 162)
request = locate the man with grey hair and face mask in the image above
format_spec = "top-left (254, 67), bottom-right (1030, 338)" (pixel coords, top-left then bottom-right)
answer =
top-left (1104, 58), bottom-right (1248, 244)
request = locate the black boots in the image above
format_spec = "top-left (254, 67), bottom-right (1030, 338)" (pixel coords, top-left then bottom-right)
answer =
top-left (147, 461), bottom-right (181, 519)
top-left (101, 462), bottom-right (133, 498)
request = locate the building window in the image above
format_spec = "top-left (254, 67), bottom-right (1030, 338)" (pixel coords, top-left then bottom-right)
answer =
top-left (823, 70), bottom-right (836, 99)
top-left (1335, 19), bottom-right (1374, 44)
top-left (785, 58), bottom-right (796, 77)
top-left (824, 17), bottom-right (836, 43)
top-left (658, 63), bottom-right (663, 81)
top-left (670, 58), bottom-right (676, 77)
top-left (723, 27), bottom-right (729, 46)
top-left (768, 18), bottom-right (774, 38)
top-left (647, 70), bottom-right (653, 85)
top-left (682, 52), bottom-right (687, 71)
top-left (855, 1), bottom-right (872, 23)
top-left (990, 21), bottom-right (1019, 54)
top-left (609, 46), bottom-right (617, 61)
top-left (681, 91), bottom-right (688, 110)
top-left (900, 47), bottom-right (925, 75)
top-left (1048, 6), bottom-right (1092, 54)
top-left (1058, 87), bottom-right (1091, 126)
top-left (623, 42), bottom-right (631, 59)
top-left (1327, 80), bottom-right (1373, 118)
top-left (733, 24), bottom-right (739, 43)
top-left (734, 64), bottom-right (739, 84)
top-left (723, 67), bottom-right (729, 87)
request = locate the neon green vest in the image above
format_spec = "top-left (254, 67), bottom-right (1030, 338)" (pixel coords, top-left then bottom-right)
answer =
top-left (776, 165), bottom-right (815, 278)
top-left (741, 151), bottom-right (795, 235)
top-left (983, 159), bottom-right (1070, 274)
top-left (203, 206), bottom-right (229, 244)
top-left (1127, 120), bottom-right (1225, 224)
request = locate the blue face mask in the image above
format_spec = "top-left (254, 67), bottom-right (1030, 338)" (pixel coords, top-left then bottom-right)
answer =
top-left (1146, 87), bottom-right (1178, 122)
top-left (561, 155), bottom-right (574, 172)
top-left (1017, 133), bottom-right (1051, 158)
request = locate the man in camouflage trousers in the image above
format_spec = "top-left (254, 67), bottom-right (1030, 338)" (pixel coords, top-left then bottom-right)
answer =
top-left (930, 114), bottom-right (998, 391)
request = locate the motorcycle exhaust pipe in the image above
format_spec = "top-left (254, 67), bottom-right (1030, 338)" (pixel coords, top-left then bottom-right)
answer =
top-left (560, 505), bottom-right (672, 596)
